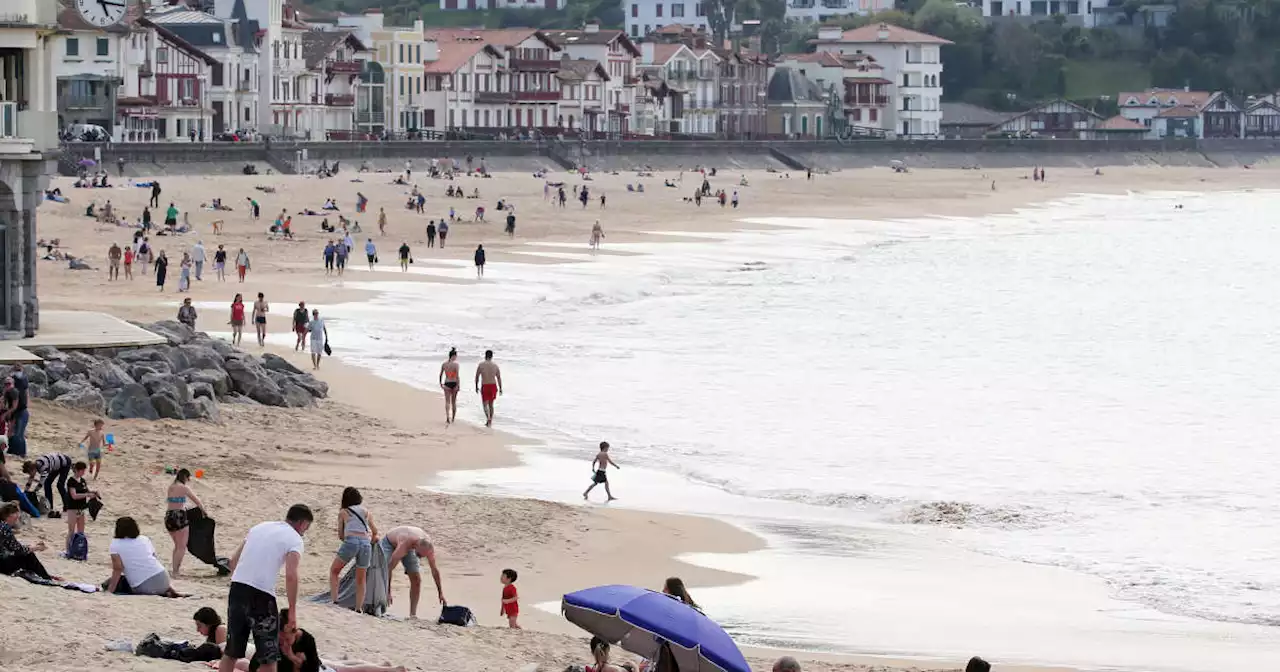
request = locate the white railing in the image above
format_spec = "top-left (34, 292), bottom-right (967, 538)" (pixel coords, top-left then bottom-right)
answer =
top-left (0, 102), bottom-right (18, 139)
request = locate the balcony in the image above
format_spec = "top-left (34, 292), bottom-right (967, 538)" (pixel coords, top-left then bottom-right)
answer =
top-left (475, 91), bottom-right (515, 104)
top-left (0, 0), bottom-right (58, 27)
top-left (356, 110), bottom-right (386, 124)
top-left (61, 96), bottom-right (112, 110)
top-left (820, 0), bottom-right (849, 7)
top-left (1, 104), bottom-right (58, 155)
top-left (325, 93), bottom-right (355, 107)
top-left (513, 90), bottom-right (560, 102)
top-left (236, 80), bottom-right (254, 93)
top-left (510, 58), bottom-right (559, 72)
top-left (327, 60), bottom-right (362, 75)
top-left (788, 0), bottom-right (815, 6)
top-left (845, 95), bottom-right (889, 106)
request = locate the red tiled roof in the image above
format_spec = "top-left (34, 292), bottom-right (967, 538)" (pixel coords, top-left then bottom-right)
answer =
top-left (1157, 106), bottom-right (1200, 119)
top-left (423, 28), bottom-right (559, 51)
top-left (1096, 114), bottom-right (1147, 131)
top-left (828, 23), bottom-right (951, 45)
top-left (423, 38), bottom-right (501, 74)
top-left (781, 52), bottom-right (845, 67)
top-left (1119, 89), bottom-right (1212, 108)
top-left (648, 43), bottom-right (687, 65)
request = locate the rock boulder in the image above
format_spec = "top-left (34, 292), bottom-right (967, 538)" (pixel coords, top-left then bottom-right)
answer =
top-left (262, 353), bottom-right (304, 375)
top-left (107, 383), bottom-right (160, 421)
top-left (55, 387), bottom-right (106, 415)
top-left (150, 391), bottom-right (185, 420)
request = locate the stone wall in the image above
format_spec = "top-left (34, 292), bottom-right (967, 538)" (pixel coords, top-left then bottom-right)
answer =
top-left (0, 156), bottom-right (46, 337)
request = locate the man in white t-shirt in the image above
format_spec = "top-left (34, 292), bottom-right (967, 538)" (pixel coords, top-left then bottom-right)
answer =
top-left (218, 504), bottom-right (313, 672)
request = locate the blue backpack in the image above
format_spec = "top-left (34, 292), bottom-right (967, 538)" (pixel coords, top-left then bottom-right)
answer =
top-left (67, 532), bottom-right (88, 561)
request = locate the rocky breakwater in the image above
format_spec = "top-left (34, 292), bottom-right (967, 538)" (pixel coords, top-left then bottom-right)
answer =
top-left (22, 321), bottom-right (328, 421)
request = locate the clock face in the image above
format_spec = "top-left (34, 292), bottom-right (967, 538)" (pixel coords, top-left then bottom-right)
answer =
top-left (75, 0), bottom-right (128, 28)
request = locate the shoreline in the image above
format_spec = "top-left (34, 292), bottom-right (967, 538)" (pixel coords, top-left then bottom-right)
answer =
top-left (24, 166), bottom-right (1280, 672)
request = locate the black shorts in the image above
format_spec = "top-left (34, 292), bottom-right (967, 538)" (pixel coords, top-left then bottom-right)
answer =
top-left (225, 582), bottom-right (281, 664)
top-left (336, 256), bottom-right (347, 268)
top-left (164, 508), bottom-right (190, 532)
top-left (593, 470), bottom-right (608, 484)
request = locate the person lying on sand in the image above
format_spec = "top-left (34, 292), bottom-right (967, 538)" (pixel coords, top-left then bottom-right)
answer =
top-left (214, 608), bottom-right (405, 672)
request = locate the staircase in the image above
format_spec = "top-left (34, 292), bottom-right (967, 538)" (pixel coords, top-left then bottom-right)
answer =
top-left (543, 142), bottom-right (576, 171)
top-left (263, 148), bottom-right (298, 175)
top-left (768, 146), bottom-right (808, 171)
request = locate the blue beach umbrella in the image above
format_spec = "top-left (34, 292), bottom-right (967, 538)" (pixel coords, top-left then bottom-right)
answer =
top-left (562, 584), bottom-right (750, 672)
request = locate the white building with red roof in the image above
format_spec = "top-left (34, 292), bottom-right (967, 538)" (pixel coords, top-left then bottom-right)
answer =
top-left (813, 22), bottom-right (949, 137)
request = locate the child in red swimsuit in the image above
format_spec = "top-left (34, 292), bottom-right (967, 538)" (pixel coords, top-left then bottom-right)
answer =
top-left (500, 568), bottom-right (520, 629)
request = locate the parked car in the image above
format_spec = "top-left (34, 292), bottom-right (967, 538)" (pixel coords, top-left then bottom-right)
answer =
top-left (61, 124), bottom-right (109, 142)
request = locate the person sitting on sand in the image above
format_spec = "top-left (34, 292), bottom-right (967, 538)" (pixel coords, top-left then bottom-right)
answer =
top-left (586, 636), bottom-right (630, 672)
top-left (218, 608), bottom-right (405, 672)
top-left (165, 468), bottom-right (206, 577)
top-left (772, 656), bottom-right (802, 672)
top-left (0, 502), bottom-right (58, 580)
top-left (662, 577), bottom-right (701, 613)
top-left (107, 515), bottom-right (184, 596)
top-left (381, 526), bottom-right (445, 619)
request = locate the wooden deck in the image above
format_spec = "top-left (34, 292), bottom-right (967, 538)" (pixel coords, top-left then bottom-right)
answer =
top-left (0, 311), bottom-right (165, 363)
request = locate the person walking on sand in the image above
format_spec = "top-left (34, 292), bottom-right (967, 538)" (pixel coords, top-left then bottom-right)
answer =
top-left (323, 240), bottom-right (336, 276)
top-left (292, 302), bottom-right (309, 352)
top-left (437, 220), bottom-right (449, 248)
top-left (335, 239), bottom-right (348, 277)
top-left (165, 468), bottom-right (206, 577)
top-left (246, 197), bottom-right (260, 220)
top-left (139, 237), bottom-right (152, 275)
top-left (438, 348), bottom-right (460, 424)
top-left (253, 292), bottom-right (269, 346)
top-left (505, 212), bottom-right (516, 238)
top-left (155, 251), bottom-right (169, 291)
top-left (398, 242), bottom-right (411, 272)
top-left (214, 244), bottom-right (227, 281)
top-left (474, 245), bottom-right (486, 278)
top-left (230, 293), bottom-right (246, 346)
top-left (150, 180), bottom-right (161, 208)
top-left (365, 239), bottom-right (377, 270)
top-left (583, 441), bottom-right (619, 501)
top-left (378, 208), bottom-right (387, 236)
top-left (192, 240), bottom-right (207, 281)
top-left (216, 504), bottom-right (313, 672)
top-left (308, 309), bottom-right (327, 370)
top-left (426, 221), bottom-right (436, 248)
top-left (236, 248), bottom-right (250, 283)
top-left (123, 245), bottom-right (134, 280)
top-left (108, 243), bottom-right (122, 280)
top-left (178, 252), bottom-right (192, 292)
top-left (590, 221), bottom-right (604, 251)
top-left (475, 350), bottom-right (502, 428)
top-left (381, 526), bottom-right (446, 620)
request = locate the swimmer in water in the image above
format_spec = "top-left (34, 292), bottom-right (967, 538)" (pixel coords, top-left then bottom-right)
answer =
top-left (438, 348), bottom-right (460, 424)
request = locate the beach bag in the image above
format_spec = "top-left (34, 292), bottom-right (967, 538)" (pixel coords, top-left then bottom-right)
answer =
top-left (66, 531), bottom-right (88, 561)
top-left (438, 604), bottom-right (477, 627)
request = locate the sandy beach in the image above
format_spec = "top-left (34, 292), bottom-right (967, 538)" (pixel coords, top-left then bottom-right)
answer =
top-left (7, 162), bottom-right (1278, 672)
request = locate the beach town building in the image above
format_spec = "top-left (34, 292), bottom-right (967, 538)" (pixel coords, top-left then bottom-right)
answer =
top-left (544, 25), bottom-right (642, 136)
top-left (438, 0), bottom-right (567, 9)
top-left (336, 11), bottom-right (429, 133)
top-left (113, 17), bottom-right (218, 142)
top-left (1083, 114), bottom-right (1149, 139)
top-left (424, 29), bottom-right (563, 133)
top-left (813, 22), bottom-right (948, 137)
top-left (0, 0), bottom-right (59, 335)
top-left (553, 57), bottom-right (611, 134)
top-left (1117, 88), bottom-right (1244, 139)
top-left (785, 0), bottom-right (895, 24)
top-left (940, 101), bottom-right (1005, 138)
top-left (716, 47), bottom-right (770, 138)
top-left (300, 30), bottom-right (371, 139)
top-left (148, 2), bottom-right (260, 136)
top-left (637, 42), bottom-right (694, 134)
top-left (52, 0), bottom-right (139, 140)
top-left (987, 99), bottom-right (1100, 138)
top-left (625, 0), bottom-right (710, 41)
top-left (777, 51), bottom-right (890, 135)
top-left (1245, 99), bottom-right (1280, 138)
top-left (766, 66), bottom-right (827, 137)
top-left (980, 0), bottom-right (1096, 26)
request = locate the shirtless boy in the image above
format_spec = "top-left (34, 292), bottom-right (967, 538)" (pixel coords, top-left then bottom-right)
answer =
top-left (81, 418), bottom-right (107, 480)
top-left (474, 350), bottom-right (503, 428)
top-left (583, 441), bottom-right (619, 501)
top-left (438, 348), bottom-right (460, 424)
top-left (380, 526), bottom-right (446, 619)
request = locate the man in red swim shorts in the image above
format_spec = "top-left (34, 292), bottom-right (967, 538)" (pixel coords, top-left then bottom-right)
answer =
top-left (474, 349), bottom-right (503, 428)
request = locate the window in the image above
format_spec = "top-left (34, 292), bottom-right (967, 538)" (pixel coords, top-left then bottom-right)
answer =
top-left (870, 108), bottom-right (877, 122)
top-left (212, 64), bottom-right (224, 86)
top-left (244, 106), bottom-right (251, 122)
top-left (156, 47), bottom-right (169, 63)
top-left (697, 1), bottom-right (705, 15)
top-left (991, 0), bottom-right (1003, 12)
top-left (96, 38), bottom-right (109, 57)
top-left (656, 3), bottom-right (663, 16)
top-left (425, 110), bottom-right (435, 127)
top-left (212, 32), bottom-right (222, 44)
top-left (631, 2), bottom-right (638, 15)
top-left (66, 38), bottom-right (79, 57)
top-left (673, 3), bottom-right (684, 16)
top-left (399, 44), bottom-right (405, 63)
top-left (399, 75), bottom-right (405, 94)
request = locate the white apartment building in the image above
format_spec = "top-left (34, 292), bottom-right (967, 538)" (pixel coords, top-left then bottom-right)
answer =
top-left (337, 12), bottom-right (431, 133)
top-left (636, 42), bottom-right (718, 135)
top-left (544, 25), bottom-right (641, 134)
top-left (554, 57), bottom-right (610, 132)
top-left (439, 0), bottom-right (567, 9)
top-left (114, 17), bottom-right (217, 142)
top-left (52, 0), bottom-right (134, 138)
top-left (625, 0), bottom-right (709, 41)
top-left (0, 0), bottom-right (59, 336)
top-left (149, 4), bottom-right (259, 136)
top-left (981, 0), bottom-right (1096, 25)
top-left (784, 0), bottom-right (894, 23)
top-left (813, 22), bottom-right (948, 137)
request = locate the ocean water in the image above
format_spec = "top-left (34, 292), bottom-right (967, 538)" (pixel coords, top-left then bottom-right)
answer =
top-left (325, 190), bottom-right (1280, 670)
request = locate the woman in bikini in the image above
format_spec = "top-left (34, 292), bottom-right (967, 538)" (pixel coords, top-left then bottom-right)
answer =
top-left (438, 348), bottom-right (460, 424)
top-left (164, 468), bottom-right (205, 577)
top-left (252, 292), bottom-right (269, 347)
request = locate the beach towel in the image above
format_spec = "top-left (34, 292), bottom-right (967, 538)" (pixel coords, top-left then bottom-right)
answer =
top-left (310, 534), bottom-right (388, 615)
top-left (185, 508), bottom-right (231, 575)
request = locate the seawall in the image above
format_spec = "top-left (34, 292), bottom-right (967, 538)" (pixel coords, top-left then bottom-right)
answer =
top-left (56, 138), bottom-right (1280, 177)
